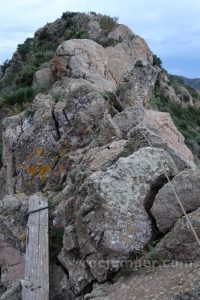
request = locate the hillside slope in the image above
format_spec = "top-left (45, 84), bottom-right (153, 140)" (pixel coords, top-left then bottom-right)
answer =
top-left (180, 75), bottom-right (200, 89)
top-left (0, 12), bottom-right (200, 300)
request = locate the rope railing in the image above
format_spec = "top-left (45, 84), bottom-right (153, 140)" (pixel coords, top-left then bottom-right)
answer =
top-left (113, 92), bottom-right (200, 247)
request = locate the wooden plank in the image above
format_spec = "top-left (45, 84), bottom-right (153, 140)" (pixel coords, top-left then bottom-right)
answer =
top-left (22, 194), bottom-right (49, 300)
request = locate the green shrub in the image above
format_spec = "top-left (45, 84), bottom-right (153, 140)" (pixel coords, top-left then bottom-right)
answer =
top-left (75, 30), bottom-right (88, 38)
top-left (90, 11), bottom-right (97, 16)
top-left (17, 43), bottom-right (29, 58)
top-left (38, 28), bottom-right (51, 41)
top-left (153, 55), bottom-right (162, 67)
top-left (62, 11), bottom-right (77, 20)
top-left (0, 59), bottom-right (11, 75)
top-left (150, 89), bottom-right (200, 152)
top-left (17, 38), bottom-right (33, 60)
top-left (185, 84), bottom-right (200, 99)
top-left (3, 86), bottom-right (34, 108)
top-left (99, 38), bottom-right (118, 47)
top-left (99, 15), bottom-right (118, 33)
top-left (49, 227), bottom-right (64, 261)
top-left (15, 64), bottom-right (37, 86)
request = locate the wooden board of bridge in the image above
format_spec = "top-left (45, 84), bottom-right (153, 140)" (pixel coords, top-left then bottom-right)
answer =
top-left (22, 194), bottom-right (49, 300)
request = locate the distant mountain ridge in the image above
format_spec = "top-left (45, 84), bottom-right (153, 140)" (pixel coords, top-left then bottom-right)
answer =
top-left (179, 76), bottom-right (200, 89)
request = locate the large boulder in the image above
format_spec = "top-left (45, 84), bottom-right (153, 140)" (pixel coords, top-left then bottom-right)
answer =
top-left (156, 208), bottom-right (200, 261)
top-left (72, 147), bottom-right (177, 281)
top-left (116, 62), bottom-right (158, 108)
top-left (3, 94), bottom-right (59, 195)
top-left (113, 108), bottom-right (195, 171)
top-left (32, 68), bottom-right (53, 93)
top-left (112, 107), bottom-right (144, 137)
top-left (151, 170), bottom-right (200, 233)
top-left (124, 126), bottom-right (195, 172)
top-left (144, 110), bottom-right (194, 163)
top-left (53, 79), bottom-right (108, 144)
top-left (51, 39), bottom-right (115, 91)
top-left (105, 25), bottom-right (153, 84)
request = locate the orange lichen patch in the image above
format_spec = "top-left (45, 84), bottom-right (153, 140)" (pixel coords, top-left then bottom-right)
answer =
top-left (26, 165), bottom-right (39, 176)
top-left (26, 154), bottom-right (33, 161)
top-left (39, 164), bottom-right (52, 182)
top-left (26, 163), bottom-right (52, 182)
top-left (35, 148), bottom-right (45, 157)
top-left (59, 139), bottom-right (70, 156)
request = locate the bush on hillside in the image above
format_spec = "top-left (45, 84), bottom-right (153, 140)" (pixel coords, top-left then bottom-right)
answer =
top-left (150, 89), bottom-right (200, 151)
top-left (99, 15), bottom-right (118, 33)
top-left (0, 59), bottom-right (11, 75)
top-left (153, 54), bottom-right (162, 67)
top-left (2, 86), bottom-right (34, 108)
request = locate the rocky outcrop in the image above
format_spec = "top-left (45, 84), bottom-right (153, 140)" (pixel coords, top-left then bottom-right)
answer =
top-left (3, 94), bottom-right (59, 195)
top-left (60, 148), bottom-right (178, 286)
top-left (116, 62), bottom-right (158, 108)
top-left (1, 12), bottom-right (200, 300)
top-left (83, 261), bottom-right (200, 300)
top-left (158, 71), bottom-right (195, 107)
top-left (156, 208), bottom-right (200, 261)
top-left (2, 84), bottom-right (111, 194)
top-left (151, 170), bottom-right (200, 233)
top-left (0, 194), bottom-right (28, 289)
top-left (51, 39), bottom-right (115, 91)
top-left (144, 110), bottom-right (194, 162)
top-left (105, 25), bottom-right (153, 84)
top-left (115, 108), bottom-right (195, 171)
top-left (32, 68), bottom-right (53, 93)
top-left (0, 105), bottom-right (13, 167)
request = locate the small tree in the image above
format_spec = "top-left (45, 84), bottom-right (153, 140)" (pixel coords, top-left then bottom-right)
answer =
top-left (0, 59), bottom-right (10, 75)
top-left (153, 54), bottom-right (162, 67)
top-left (100, 15), bottom-right (118, 33)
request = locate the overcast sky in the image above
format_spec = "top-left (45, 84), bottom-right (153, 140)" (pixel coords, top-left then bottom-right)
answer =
top-left (0, 0), bottom-right (199, 78)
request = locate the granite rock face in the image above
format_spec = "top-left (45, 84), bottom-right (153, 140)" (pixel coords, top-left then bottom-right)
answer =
top-left (0, 194), bottom-right (28, 289)
top-left (73, 148), bottom-right (177, 276)
top-left (51, 39), bottom-right (116, 91)
top-left (155, 208), bottom-right (200, 261)
top-left (116, 62), bottom-right (158, 108)
top-left (3, 94), bottom-right (59, 195)
top-left (1, 13), bottom-right (200, 300)
top-left (83, 261), bottom-right (200, 300)
top-left (151, 170), bottom-right (200, 233)
top-left (144, 109), bottom-right (194, 163)
top-left (105, 24), bottom-right (153, 84)
top-left (32, 68), bottom-right (53, 93)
